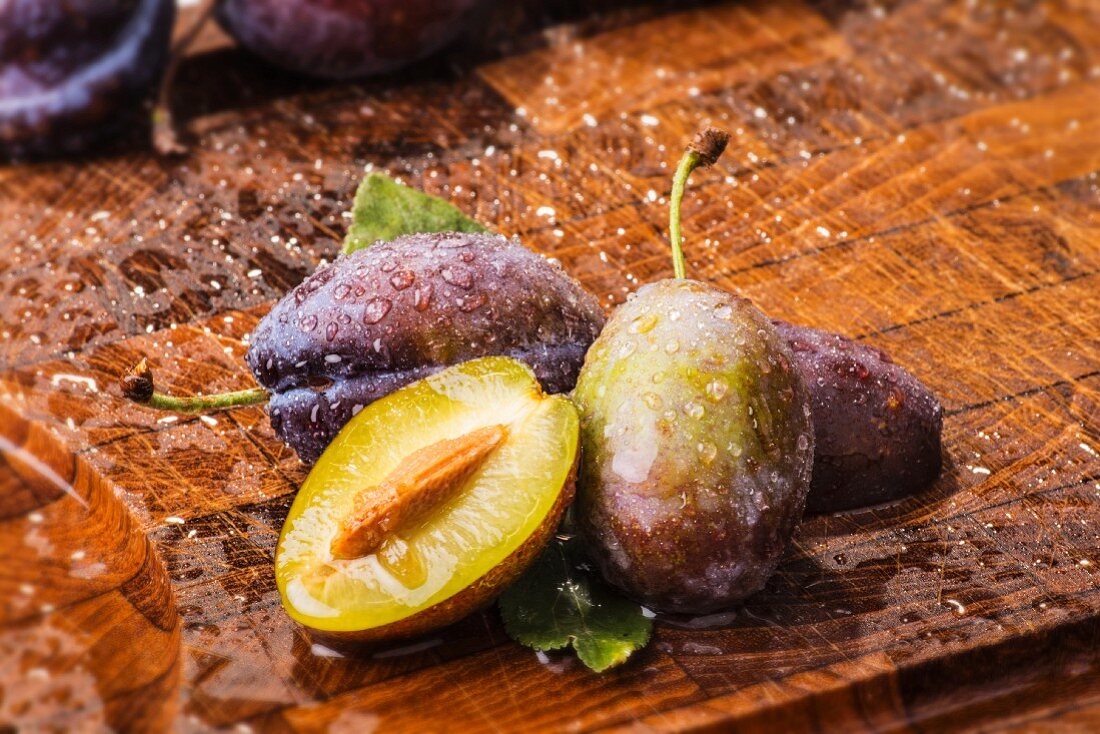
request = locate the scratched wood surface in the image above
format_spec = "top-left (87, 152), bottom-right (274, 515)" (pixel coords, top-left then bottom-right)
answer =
top-left (1, 0), bottom-right (1099, 731)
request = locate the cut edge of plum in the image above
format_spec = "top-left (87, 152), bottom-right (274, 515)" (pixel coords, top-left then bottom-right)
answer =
top-left (264, 341), bottom-right (592, 465)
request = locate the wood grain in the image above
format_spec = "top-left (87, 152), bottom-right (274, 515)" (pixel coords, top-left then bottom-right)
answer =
top-left (0, 0), bottom-right (1098, 731)
top-left (0, 403), bottom-right (181, 732)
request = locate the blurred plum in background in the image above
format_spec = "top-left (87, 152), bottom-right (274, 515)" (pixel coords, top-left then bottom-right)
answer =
top-left (215, 0), bottom-right (494, 79)
top-left (0, 0), bottom-right (176, 159)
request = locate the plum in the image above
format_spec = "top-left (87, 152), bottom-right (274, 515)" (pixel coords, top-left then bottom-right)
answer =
top-left (215, 0), bottom-right (492, 79)
top-left (276, 356), bottom-right (578, 642)
top-left (122, 231), bottom-right (603, 465)
top-left (572, 129), bottom-right (815, 613)
top-left (0, 0), bottom-right (175, 159)
top-left (773, 321), bottom-right (943, 513)
top-left (574, 282), bottom-right (814, 613)
top-left (245, 231), bottom-right (604, 463)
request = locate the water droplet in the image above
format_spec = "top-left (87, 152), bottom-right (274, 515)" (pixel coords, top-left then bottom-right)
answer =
top-left (390, 270), bottom-right (415, 290)
top-left (413, 283), bottom-right (433, 311)
top-left (705, 378), bottom-right (729, 401)
top-left (945, 599), bottom-right (967, 615)
top-left (378, 536), bottom-right (428, 588)
top-left (797, 434), bottom-right (810, 451)
top-left (685, 402), bottom-right (705, 419)
top-left (300, 314), bottom-right (318, 332)
top-left (714, 304), bottom-right (733, 320)
top-left (698, 441), bottom-right (718, 464)
top-left (363, 297), bottom-right (392, 324)
top-left (629, 313), bottom-right (659, 334)
top-left (333, 283), bottom-right (351, 300)
top-left (665, 340), bottom-right (680, 354)
top-left (325, 322), bottom-right (339, 341)
top-left (458, 292), bottom-right (488, 312)
top-left (886, 388), bottom-right (904, 410)
top-left (441, 266), bottom-right (474, 289)
top-left (643, 392), bottom-right (662, 410)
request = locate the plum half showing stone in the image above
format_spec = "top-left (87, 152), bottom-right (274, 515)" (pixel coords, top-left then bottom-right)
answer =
top-left (0, 0), bottom-right (176, 159)
top-left (245, 231), bottom-right (605, 464)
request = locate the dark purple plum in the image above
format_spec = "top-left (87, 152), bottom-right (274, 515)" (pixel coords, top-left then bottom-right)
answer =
top-left (774, 321), bottom-right (943, 513)
top-left (245, 231), bottom-right (605, 463)
top-left (215, 0), bottom-right (491, 79)
top-left (0, 0), bottom-right (175, 159)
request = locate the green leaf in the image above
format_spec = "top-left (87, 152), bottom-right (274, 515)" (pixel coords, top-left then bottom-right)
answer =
top-left (499, 532), bottom-right (653, 673)
top-left (342, 172), bottom-right (488, 254)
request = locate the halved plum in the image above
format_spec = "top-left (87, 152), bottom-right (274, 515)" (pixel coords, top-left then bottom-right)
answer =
top-left (275, 356), bottom-right (579, 642)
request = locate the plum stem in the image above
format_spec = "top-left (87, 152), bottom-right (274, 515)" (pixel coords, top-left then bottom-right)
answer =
top-left (669, 127), bottom-right (731, 279)
top-left (120, 357), bottom-right (268, 413)
top-left (143, 387), bottom-right (269, 413)
top-left (152, 0), bottom-right (217, 156)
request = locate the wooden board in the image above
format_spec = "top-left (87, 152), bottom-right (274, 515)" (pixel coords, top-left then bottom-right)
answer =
top-left (2, 0), bottom-right (1099, 730)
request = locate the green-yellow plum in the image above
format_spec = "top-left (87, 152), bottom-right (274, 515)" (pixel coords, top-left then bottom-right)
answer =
top-left (573, 281), bottom-right (813, 613)
top-left (572, 128), bottom-right (814, 614)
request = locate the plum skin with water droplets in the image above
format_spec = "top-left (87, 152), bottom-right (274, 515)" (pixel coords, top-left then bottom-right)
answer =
top-left (0, 0), bottom-right (176, 158)
top-left (215, 0), bottom-right (491, 79)
top-left (572, 280), bottom-right (814, 614)
top-left (246, 232), bottom-right (605, 464)
top-left (773, 321), bottom-right (943, 513)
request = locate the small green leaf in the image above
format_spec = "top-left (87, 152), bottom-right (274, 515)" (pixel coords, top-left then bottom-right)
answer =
top-left (500, 532), bottom-right (652, 673)
top-left (343, 172), bottom-right (488, 254)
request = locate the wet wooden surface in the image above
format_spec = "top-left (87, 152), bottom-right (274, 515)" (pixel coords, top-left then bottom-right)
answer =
top-left (1, 0), bottom-right (1099, 731)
